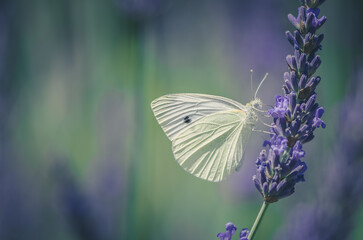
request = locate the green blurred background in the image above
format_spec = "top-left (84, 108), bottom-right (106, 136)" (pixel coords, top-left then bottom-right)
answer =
top-left (0, 0), bottom-right (362, 239)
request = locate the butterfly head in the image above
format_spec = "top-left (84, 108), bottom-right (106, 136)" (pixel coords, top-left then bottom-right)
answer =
top-left (246, 98), bottom-right (262, 123)
top-left (250, 98), bottom-right (262, 109)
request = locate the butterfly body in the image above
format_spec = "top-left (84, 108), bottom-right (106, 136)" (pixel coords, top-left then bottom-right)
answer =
top-left (151, 93), bottom-right (262, 182)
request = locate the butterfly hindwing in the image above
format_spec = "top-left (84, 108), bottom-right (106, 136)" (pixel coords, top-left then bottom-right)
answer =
top-left (151, 93), bottom-right (245, 141)
top-left (172, 110), bottom-right (252, 182)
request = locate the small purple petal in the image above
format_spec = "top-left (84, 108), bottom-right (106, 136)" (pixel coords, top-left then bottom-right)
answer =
top-left (290, 71), bottom-right (299, 92)
top-left (305, 94), bottom-right (316, 111)
top-left (271, 136), bottom-right (288, 155)
top-left (268, 96), bottom-right (289, 119)
top-left (298, 74), bottom-right (308, 89)
top-left (292, 141), bottom-right (305, 159)
top-left (312, 107), bottom-right (325, 128)
top-left (286, 31), bottom-right (295, 46)
top-left (298, 6), bottom-right (307, 21)
top-left (240, 228), bottom-right (250, 240)
top-left (288, 14), bottom-right (300, 29)
top-left (294, 30), bottom-right (304, 49)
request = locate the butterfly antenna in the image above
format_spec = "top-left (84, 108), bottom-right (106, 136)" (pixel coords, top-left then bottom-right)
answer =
top-left (250, 69), bottom-right (254, 99)
top-left (254, 73), bottom-right (269, 99)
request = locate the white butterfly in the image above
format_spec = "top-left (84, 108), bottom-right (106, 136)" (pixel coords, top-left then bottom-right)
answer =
top-left (151, 74), bottom-right (268, 182)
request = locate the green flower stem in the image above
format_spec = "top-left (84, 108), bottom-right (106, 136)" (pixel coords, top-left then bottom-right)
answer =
top-left (248, 201), bottom-right (269, 240)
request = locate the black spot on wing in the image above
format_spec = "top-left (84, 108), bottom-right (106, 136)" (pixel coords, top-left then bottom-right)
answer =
top-left (183, 116), bottom-right (191, 124)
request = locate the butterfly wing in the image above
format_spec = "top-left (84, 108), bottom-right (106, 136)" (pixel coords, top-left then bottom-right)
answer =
top-left (172, 110), bottom-right (252, 182)
top-left (151, 93), bottom-right (245, 141)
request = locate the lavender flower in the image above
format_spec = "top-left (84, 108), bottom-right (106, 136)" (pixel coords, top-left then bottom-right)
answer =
top-left (268, 96), bottom-right (289, 119)
top-left (217, 222), bottom-right (237, 240)
top-left (253, 0), bottom-right (326, 203)
top-left (219, 1), bottom-right (328, 239)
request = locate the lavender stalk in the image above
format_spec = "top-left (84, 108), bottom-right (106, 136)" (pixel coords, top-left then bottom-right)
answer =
top-left (218, 0), bottom-right (327, 239)
top-left (248, 201), bottom-right (269, 239)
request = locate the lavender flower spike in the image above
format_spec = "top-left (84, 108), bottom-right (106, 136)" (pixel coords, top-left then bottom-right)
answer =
top-left (253, 0), bottom-right (326, 203)
top-left (217, 222), bottom-right (237, 240)
top-left (219, 1), bottom-right (327, 238)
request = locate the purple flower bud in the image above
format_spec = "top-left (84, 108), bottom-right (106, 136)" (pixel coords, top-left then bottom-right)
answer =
top-left (269, 182), bottom-right (278, 193)
top-left (240, 228), bottom-right (250, 240)
top-left (312, 107), bottom-right (326, 128)
top-left (301, 132), bottom-right (314, 144)
top-left (279, 117), bottom-right (288, 132)
top-left (294, 30), bottom-right (304, 49)
top-left (309, 76), bottom-right (321, 91)
top-left (290, 117), bottom-right (301, 135)
top-left (292, 141), bottom-right (305, 159)
top-left (312, 15), bottom-right (327, 31)
top-left (217, 223), bottom-right (237, 240)
top-left (288, 13), bottom-right (300, 29)
top-left (283, 71), bottom-right (289, 79)
top-left (304, 33), bottom-right (318, 54)
top-left (286, 55), bottom-right (298, 70)
top-left (294, 49), bottom-right (301, 61)
top-left (283, 85), bottom-right (290, 94)
top-left (262, 182), bottom-right (269, 196)
top-left (285, 79), bottom-right (294, 92)
top-left (276, 179), bottom-right (287, 192)
top-left (305, 94), bottom-right (316, 112)
top-left (253, 175), bottom-right (262, 193)
top-left (298, 74), bottom-right (308, 89)
top-left (305, 12), bottom-right (314, 31)
top-left (271, 136), bottom-right (288, 155)
top-left (297, 124), bottom-right (309, 136)
top-left (290, 71), bottom-right (299, 92)
top-left (298, 53), bottom-right (307, 75)
top-left (288, 92), bottom-right (297, 113)
top-left (304, 32), bottom-right (312, 43)
top-left (308, 55), bottom-right (322, 76)
top-left (286, 31), bottom-right (295, 47)
top-left (287, 163), bottom-right (307, 179)
top-left (292, 104), bottom-right (301, 119)
top-left (298, 6), bottom-right (307, 21)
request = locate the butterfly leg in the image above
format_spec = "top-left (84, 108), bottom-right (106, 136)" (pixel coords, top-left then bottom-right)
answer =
top-left (252, 128), bottom-right (273, 135)
top-left (256, 115), bottom-right (274, 128)
top-left (252, 107), bottom-right (268, 113)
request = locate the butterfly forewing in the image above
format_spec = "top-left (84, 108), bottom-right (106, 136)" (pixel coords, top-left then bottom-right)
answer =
top-left (172, 110), bottom-right (251, 182)
top-left (151, 93), bottom-right (245, 141)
